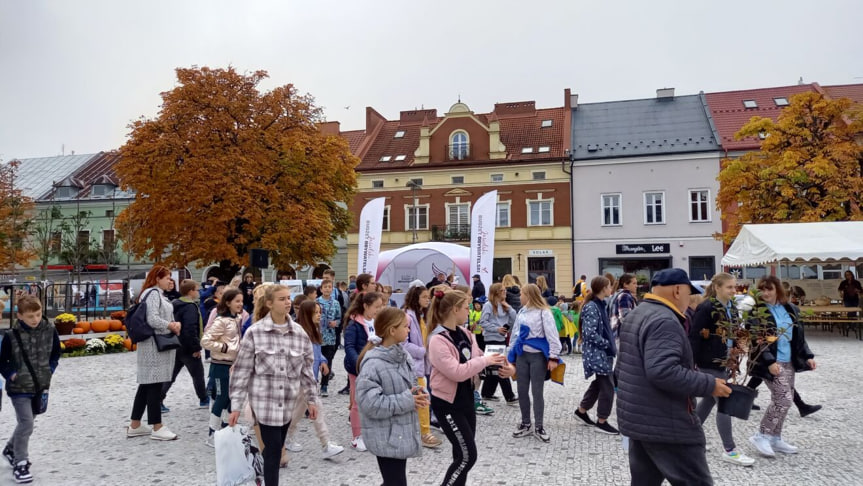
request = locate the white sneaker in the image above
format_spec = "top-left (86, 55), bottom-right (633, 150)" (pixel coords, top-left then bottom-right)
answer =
top-left (322, 443), bottom-right (344, 459)
top-left (351, 436), bottom-right (367, 452)
top-left (749, 433), bottom-right (775, 457)
top-left (205, 434), bottom-right (215, 448)
top-left (127, 424), bottom-right (152, 438)
top-left (720, 450), bottom-right (755, 467)
top-left (285, 441), bottom-right (303, 452)
top-left (770, 436), bottom-right (798, 454)
top-left (150, 426), bottom-right (178, 441)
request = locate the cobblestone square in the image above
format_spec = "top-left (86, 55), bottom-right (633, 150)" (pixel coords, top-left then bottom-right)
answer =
top-left (0, 331), bottom-right (859, 485)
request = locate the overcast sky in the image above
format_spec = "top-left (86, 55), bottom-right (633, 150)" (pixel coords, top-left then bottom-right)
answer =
top-left (1, 0), bottom-right (860, 159)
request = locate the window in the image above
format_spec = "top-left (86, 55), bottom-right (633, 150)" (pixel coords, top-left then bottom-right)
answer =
top-left (409, 178), bottom-right (423, 186)
top-left (371, 180), bottom-right (384, 188)
top-left (532, 171), bottom-right (546, 181)
top-left (490, 173), bottom-right (503, 183)
top-left (450, 131), bottom-right (469, 160)
top-left (773, 97), bottom-right (789, 106)
top-left (77, 230), bottom-right (90, 252)
top-left (689, 256), bottom-right (715, 280)
top-left (821, 264), bottom-right (843, 280)
top-left (528, 200), bottom-right (552, 226)
top-left (54, 186), bottom-right (76, 199)
top-left (447, 203), bottom-right (469, 228)
top-left (541, 119), bottom-right (553, 128)
top-left (405, 204), bottom-right (428, 230)
top-left (743, 100), bottom-right (758, 109)
top-left (105, 209), bottom-right (114, 218)
top-left (379, 156), bottom-right (391, 162)
top-left (91, 184), bottom-right (115, 197)
top-left (496, 202), bottom-right (510, 227)
top-left (451, 176), bottom-right (464, 184)
top-left (50, 231), bottom-right (61, 253)
top-left (102, 229), bottom-right (116, 252)
top-left (381, 206), bottom-right (390, 231)
top-left (689, 189), bottom-right (710, 222)
top-left (395, 155), bottom-right (406, 161)
top-left (644, 192), bottom-right (665, 224)
top-left (521, 147), bottom-right (534, 154)
top-left (601, 193), bottom-right (621, 226)
top-left (394, 130), bottom-right (405, 138)
top-left (538, 146), bottom-right (550, 153)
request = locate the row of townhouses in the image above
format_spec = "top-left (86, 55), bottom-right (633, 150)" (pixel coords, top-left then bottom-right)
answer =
top-left (9, 82), bottom-right (863, 290)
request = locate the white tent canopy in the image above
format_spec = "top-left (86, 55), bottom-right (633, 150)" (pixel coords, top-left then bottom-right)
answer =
top-left (721, 222), bottom-right (863, 267)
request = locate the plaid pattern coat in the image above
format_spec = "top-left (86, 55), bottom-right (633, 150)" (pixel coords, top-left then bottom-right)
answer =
top-left (229, 314), bottom-right (318, 426)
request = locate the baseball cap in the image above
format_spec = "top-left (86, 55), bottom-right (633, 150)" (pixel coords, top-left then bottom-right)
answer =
top-left (474, 296), bottom-right (488, 304)
top-left (650, 268), bottom-right (702, 294)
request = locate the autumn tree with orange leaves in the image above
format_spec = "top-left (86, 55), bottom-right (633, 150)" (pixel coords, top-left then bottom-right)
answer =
top-left (0, 160), bottom-right (35, 272)
top-left (717, 92), bottom-right (863, 243)
top-left (116, 67), bottom-right (358, 276)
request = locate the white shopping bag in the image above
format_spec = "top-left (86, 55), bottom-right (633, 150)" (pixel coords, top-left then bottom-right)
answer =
top-left (215, 426), bottom-right (256, 486)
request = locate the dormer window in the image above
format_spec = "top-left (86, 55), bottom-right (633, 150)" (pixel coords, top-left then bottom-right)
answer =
top-left (742, 100), bottom-right (758, 109)
top-left (54, 186), bottom-right (76, 199)
top-left (449, 131), bottom-right (469, 161)
top-left (91, 183), bottom-right (116, 197)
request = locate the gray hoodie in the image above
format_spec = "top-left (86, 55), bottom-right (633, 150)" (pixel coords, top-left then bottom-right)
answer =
top-left (356, 344), bottom-right (422, 460)
top-left (479, 301), bottom-right (516, 343)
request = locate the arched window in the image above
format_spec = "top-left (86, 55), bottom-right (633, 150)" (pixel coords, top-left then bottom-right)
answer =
top-left (450, 131), bottom-right (469, 160)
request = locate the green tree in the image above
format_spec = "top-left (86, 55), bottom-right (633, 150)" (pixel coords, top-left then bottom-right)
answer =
top-left (717, 92), bottom-right (863, 243)
top-left (115, 67), bottom-right (358, 276)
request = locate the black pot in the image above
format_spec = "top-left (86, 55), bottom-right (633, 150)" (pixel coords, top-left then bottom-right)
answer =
top-left (717, 384), bottom-right (758, 420)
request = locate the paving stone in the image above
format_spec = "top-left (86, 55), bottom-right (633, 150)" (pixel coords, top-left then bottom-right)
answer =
top-left (0, 331), bottom-right (858, 485)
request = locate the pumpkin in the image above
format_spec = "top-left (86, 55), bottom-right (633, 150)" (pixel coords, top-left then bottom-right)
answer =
top-left (91, 320), bottom-right (110, 333)
top-left (108, 320), bottom-right (124, 331)
top-left (73, 328), bottom-right (87, 335)
top-left (121, 325), bottom-right (127, 331)
top-left (75, 321), bottom-right (91, 333)
top-left (123, 338), bottom-right (133, 351)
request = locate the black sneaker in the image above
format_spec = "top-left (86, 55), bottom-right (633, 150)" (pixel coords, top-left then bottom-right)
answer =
top-left (512, 423), bottom-right (532, 438)
top-left (505, 396), bottom-right (519, 406)
top-left (534, 427), bottom-right (550, 442)
top-left (751, 404), bottom-right (761, 411)
top-left (574, 409), bottom-right (595, 426)
top-left (594, 421), bottom-right (620, 435)
top-left (338, 385), bottom-right (350, 396)
top-left (482, 395), bottom-right (501, 402)
top-left (799, 404), bottom-right (822, 418)
top-left (13, 461), bottom-right (32, 484)
top-left (2, 444), bottom-right (13, 467)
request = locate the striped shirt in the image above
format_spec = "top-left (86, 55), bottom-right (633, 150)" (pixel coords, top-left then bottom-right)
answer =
top-left (229, 313), bottom-right (318, 426)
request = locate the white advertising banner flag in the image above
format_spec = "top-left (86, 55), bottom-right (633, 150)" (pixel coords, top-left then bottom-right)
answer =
top-left (357, 197), bottom-right (386, 276)
top-left (469, 190), bottom-right (497, 297)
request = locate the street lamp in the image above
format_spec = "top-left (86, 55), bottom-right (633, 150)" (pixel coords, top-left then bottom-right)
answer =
top-left (405, 180), bottom-right (422, 243)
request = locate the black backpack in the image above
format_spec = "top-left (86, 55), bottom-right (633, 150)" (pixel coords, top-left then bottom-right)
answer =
top-left (126, 288), bottom-right (161, 344)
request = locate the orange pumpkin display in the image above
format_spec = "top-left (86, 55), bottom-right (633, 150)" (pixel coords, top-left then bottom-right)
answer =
top-left (72, 328), bottom-right (87, 335)
top-left (108, 320), bottom-right (124, 331)
top-left (75, 321), bottom-right (91, 333)
top-left (123, 338), bottom-right (133, 351)
top-left (90, 320), bottom-right (110, 333)
top-left (121, 325), bottom-right (127, 331)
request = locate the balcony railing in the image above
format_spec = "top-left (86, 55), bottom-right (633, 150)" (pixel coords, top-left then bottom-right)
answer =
top-left (446, 144), bottom-right (471, 161)
top-left (431, 224), bottom-right (471, 241)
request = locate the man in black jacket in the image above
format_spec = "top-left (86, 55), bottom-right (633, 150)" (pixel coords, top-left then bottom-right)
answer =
top-left (616, 268), bottom-right (731, 486)
top-left (471, 274), bottom-right (486, 300)
top-left (161, 280), bottom-right (209, 408)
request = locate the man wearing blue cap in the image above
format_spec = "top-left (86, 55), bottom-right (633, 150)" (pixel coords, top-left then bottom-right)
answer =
top-left (616, 268), bottom-right (732, 486)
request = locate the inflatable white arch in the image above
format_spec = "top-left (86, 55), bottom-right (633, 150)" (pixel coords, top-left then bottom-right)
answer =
top-left (376, 242), bottom-right (470, 289)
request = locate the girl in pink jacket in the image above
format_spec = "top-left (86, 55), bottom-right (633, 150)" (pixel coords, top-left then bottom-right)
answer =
top-left (427, 290), bottom-right (510, 486)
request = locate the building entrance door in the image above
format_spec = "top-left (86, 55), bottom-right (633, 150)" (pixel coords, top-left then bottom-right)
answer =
top-left (528, 257), bottom-right (556, 293)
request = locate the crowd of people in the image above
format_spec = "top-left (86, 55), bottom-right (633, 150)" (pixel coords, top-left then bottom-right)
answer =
top-left (0, 261), bottom-right (840, 485)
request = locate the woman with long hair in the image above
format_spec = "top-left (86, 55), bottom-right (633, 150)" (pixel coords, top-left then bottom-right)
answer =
top-left (574, 276), bottom-right (619, 435)
top-left (610, 274), bottom-right (638, 335)
top-left (689, 273), bottom-right (755, 466)
top-left (284, 301), bottom-right (344, 460)
top-left (478, 283), bottom-right (517, 404)
top-left (506, 284), bottom-right (561, 442)
top-left (501, 274), bottom-right (522, 312)
top-left (344, 291), bottom-right (384, 451)
top-left (126, 265), bottom-right (181, 441)
top-left (201, 288), bottom-right (244, 446)
top-left (748, 276), bottom-right (817, 457)
top-left (401, 286), bottom-right (442, 448)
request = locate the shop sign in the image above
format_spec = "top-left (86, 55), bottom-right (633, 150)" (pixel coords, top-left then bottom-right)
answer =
top-left (615, 243), bottom-right (670, 255)
top-left (528, 250), bottom-right (553, 256)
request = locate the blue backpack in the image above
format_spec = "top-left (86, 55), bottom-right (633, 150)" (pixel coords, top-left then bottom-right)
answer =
top-left (126, 288), bottom-right (161, 344)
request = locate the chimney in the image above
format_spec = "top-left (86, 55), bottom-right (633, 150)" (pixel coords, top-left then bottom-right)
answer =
top-left (570, 92), bottom-right (579, 109)
top-left (319, 121), bottom-right (341, 136)
top-left (656, 88), bottom-right (675, 100)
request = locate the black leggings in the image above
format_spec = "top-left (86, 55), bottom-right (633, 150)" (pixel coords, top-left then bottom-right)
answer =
top-left (259, 422), bottom-right (290, 486)
top-left (376, 456), bottom-right (408, 486)
top-left (432, 405), bottom-right (477, 486)
top-left (321, 345), bottom-right (337, 387)
top-left (131, 383), bottom-right (163, 424)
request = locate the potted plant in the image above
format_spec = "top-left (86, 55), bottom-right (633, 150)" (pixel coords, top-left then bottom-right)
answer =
top-left (710, 291), bottom-right (776, 420)
top-left (54, 313), bottom-right (78, 335)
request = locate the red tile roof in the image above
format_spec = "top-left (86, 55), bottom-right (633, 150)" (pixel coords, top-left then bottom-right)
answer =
top-left (822, 84), bottom-right (863, 104)
top-left (345, 103), bottom-right (569, 171)
top-left (340, 130), bottom-right (366, 154)
top-left (41, 151), bottom-right (124, 200)
top-left (705, 84), bottom-right (818, 151)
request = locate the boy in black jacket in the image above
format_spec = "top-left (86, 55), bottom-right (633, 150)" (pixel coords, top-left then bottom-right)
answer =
top-left (161, 280), bottom-right (209, 409)
top-left (0, 295), bottom-right (60, 484)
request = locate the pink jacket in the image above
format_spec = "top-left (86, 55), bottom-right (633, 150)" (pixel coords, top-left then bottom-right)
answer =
top-left (428, 325), bottom-right (492, 404)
